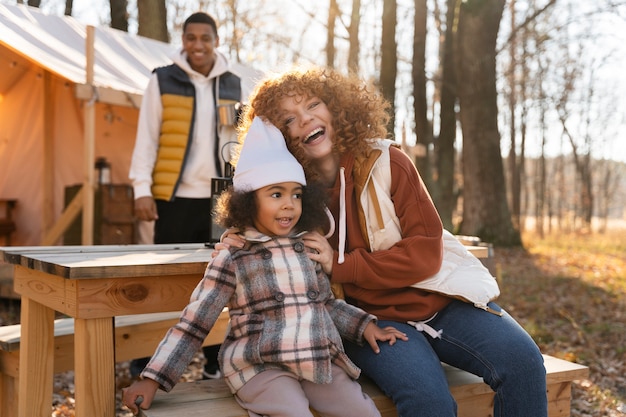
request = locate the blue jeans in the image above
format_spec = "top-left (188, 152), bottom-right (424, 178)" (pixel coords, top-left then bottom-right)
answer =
top-left (344, 300), bottom-right (547, 417)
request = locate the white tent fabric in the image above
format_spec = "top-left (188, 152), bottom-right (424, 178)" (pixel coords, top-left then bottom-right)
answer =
top-left (0, 3), bottom-right (173, 105)
top-left (0, 4), bottom-right (262, 246)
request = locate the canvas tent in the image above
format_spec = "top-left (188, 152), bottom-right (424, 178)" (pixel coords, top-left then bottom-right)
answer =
top-left (0, 4), bottom-right (261, 246)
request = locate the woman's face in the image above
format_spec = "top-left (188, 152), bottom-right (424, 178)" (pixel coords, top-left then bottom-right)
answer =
top-left (278, 95), bottom-right (335, 163)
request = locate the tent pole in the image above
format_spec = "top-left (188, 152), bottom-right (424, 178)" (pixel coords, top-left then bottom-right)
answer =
top-left (82, 25), bottom-right (95, 245)
top-left (42, 71), bottom-right (55, 240)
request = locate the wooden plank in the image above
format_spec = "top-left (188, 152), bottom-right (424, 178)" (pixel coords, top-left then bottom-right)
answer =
top-left (74, 317), bottom-right (116, 417)
top-left (11, 265), bottom-right (201, 318)
top-left (75, 83), bottom-right (142, 108)
top-left (115, 309), bottom-right (229, 362)
top-left (82, 25), bottom-right (96, 246)
top-left (1, 243), bottom-right (207, 257)
top-left (544, 355), bottom-right (589, 382)
top-left (1, 245), bottom-right (211, 279)
top-left (41, 187), bottom-right (84, 246)
top-left (142, 355), bottom-right (589, 417)
top-left (146, 379), bottom-right (247, 417)
top-left (547, 382), bottom-right (572, 417)
top-left (0, 368), bottom-right (17, 417)
top-left (17, 297), bottom-right (55, 417)
top-left (1, 310), bottom-right (228, 354)
top-left (73, 274), bottom-right (202, 318)
top-left (0, 308), bottom-right (229, 416)
top-left (12, 266), bottom-right (74, 316)
top-left (0, 262), bottom-right (17, 299)
top-left (457, 392), bottom-right (495, 417)
top-left (42, 71), bottom-right (55, 243)
top-left (1, 243), bottom-right (484, 280)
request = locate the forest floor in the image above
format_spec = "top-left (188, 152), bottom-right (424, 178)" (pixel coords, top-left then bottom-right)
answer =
top-left (0, 230), bottom-right (624, 416)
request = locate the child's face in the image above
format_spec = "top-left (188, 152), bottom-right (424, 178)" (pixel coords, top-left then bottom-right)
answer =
top-left (278, 95), bottom-right (335, 163)
top-left (253, 182), bottom-right (303, 237)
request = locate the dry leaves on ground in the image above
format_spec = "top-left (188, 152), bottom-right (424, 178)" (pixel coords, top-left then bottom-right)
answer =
top-left (496, 232), bottom-right (626, 417)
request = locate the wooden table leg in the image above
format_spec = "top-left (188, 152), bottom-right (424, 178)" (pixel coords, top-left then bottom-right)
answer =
top-left (74, 317), bottom-right (116, 417)
top-left (18, 296), bottom-right (55, 417)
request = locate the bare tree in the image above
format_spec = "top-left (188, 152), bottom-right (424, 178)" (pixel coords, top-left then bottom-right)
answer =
top-left (432, 0), bottom-right (459, 230)
top-left (64, 0), bottom-right (73, 16)
top-left (326, 0), bottom-right (339, 68)
top-left (505, 0), bottom-right (521, 230)
top-left (534, 55), bottom-right (549, 237)
top-left (347, 0), bottom-right (361, 72)
top-left (595, 159), bottom-right (622, 233)
top-left (380, 0), bottom-right (397, 136)
top-left (411, 0), bottom-right (432, 187)
top-left (554, 45), bottom-right (595, 230)
top-left (455, 0), bottom-right (520, 246)
top-left (137, 0), bottom-right (168, 42)
top-left (110, 0), bottom-right (128, 32)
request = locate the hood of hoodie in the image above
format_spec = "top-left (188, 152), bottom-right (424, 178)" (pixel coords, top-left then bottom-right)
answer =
top-left (170, 48), bottom-right (231, 81)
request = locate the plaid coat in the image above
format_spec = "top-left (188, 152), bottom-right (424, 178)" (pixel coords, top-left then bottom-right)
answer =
top-left (142, 228), bottom-right (376, 393)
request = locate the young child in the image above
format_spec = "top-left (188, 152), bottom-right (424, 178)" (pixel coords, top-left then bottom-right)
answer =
top-left (122, 116), bottom-right (407, 417)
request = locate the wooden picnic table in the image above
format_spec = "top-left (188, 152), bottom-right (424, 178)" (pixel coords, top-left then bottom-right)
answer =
top-left (0, 242), bottom-right (490, 417)
top-left (0, 243), bottom-right (213, 417)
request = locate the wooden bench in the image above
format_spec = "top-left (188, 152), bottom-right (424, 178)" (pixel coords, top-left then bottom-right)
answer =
top-left (0, 309), bottom-right (229, 417)
top-left (141, 354), bottom-right (588, 417)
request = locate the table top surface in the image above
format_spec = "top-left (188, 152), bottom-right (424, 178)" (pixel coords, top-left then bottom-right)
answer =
top-left (1, 241), bottom-right (488, 280)
top-left (0, 243), bottom-right (214, 279)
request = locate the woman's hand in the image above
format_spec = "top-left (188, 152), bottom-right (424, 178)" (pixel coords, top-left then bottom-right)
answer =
top-left (211, 228), bottom-right (245, 258)
top-left (362, 322), bottom-right (408, 353)
top-left (302, 231), bottom-right (334, 274)
top-left (122, 378), bottom-right (160, 415)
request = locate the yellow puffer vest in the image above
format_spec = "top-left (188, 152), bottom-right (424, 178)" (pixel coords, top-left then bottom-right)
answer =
top-left (152, 93), bottom-right (194, 201)
top-left (151, 65), bottom-right (241, 201)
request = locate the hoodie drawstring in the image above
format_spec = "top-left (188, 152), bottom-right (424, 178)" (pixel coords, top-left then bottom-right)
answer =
top-left (323, 206), bottom-right (335, 239)
top-left (407, 313), bottom-right (442, 339)
top-left (337, 167), bottom-right (346, 264)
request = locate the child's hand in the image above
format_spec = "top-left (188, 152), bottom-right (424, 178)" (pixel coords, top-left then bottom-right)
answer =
top-left (362, 322), bottom-right (408, 353)
top-left (122, 378), bottom-right (160, 415)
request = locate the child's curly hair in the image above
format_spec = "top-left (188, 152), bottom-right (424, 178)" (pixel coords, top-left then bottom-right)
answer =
top-left (236, 67), bottom-right (391, 180)
top-left (214, 181), bottom-right (330, 235)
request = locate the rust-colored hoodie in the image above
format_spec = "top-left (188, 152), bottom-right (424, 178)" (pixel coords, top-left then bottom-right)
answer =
top-left (327, 144), bottom-right (451, 322)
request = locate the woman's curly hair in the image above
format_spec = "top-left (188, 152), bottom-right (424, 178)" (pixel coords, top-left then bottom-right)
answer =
top-left (235, 67), bottom-right (391, 180)
top-left (213, 181), bottom-right (330, 235)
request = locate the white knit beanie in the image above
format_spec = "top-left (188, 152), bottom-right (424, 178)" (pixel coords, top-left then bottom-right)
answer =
top-left (233, 116), bottom-right (307, 192)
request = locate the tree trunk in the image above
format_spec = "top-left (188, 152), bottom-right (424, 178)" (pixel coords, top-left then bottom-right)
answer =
top-left (380, 0), bottom-right (397, 136)
top-left (412, 0), bottom-right (432, 189)
top-left (110, 0), bottom-right (128, 32)
top-left (535, 77), bottom-right (547, 237)
top-left (347, 0), bottom-right (361, 72)
top-left (137, 0), bottom-right (168, 42)
top-left (506, 0), bottom-right (521, 230)
top-left (64, 0), bottom-right (73, 16)
top-left (433, 0), bottom-right (459, 231)
top-left (455, 0), bottom-right (520, 246)
top-left (27, 0), bottom-right (41, 7)
top-left (326, 0), bottom-right (338, 68)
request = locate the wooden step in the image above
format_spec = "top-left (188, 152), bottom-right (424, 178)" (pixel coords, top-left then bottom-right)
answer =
top-left (141, 354), bottom-right (589, 417)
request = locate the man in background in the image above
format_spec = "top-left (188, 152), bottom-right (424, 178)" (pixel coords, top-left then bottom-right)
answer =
top-left (129, 11), bottom-right (244, 380)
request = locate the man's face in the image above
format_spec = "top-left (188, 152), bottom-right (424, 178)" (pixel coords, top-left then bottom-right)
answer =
top-left (182, 22), bottom-right (219, 76)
